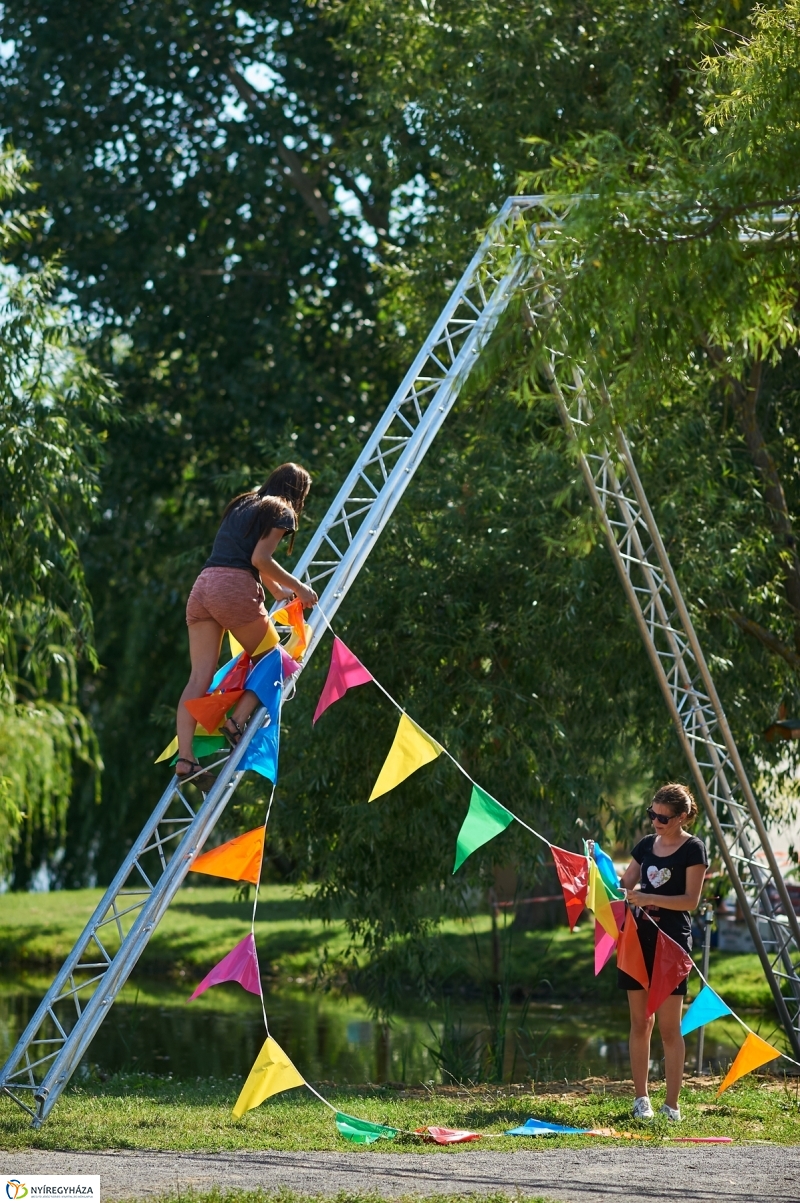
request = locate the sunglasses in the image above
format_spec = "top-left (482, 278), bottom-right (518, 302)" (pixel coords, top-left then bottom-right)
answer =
top-left (647, 807), bottom-right (673, 825)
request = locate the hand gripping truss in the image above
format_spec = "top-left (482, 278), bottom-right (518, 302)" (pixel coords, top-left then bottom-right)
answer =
top-left (2, 197), bottom-right (799, 1127)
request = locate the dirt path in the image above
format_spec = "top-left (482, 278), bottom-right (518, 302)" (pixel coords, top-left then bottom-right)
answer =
top-left (2, 1146), bottom-right (798, 1202)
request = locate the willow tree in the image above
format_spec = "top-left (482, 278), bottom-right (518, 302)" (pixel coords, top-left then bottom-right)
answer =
top-left (0, 151), bottom-right (116, 882)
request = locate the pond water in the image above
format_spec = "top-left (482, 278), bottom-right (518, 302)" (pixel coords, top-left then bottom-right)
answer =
top-left (0, 973), bottom-right (744, 1084)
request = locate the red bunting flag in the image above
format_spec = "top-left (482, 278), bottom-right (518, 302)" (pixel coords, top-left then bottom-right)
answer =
top-left (646, 928), bottom-right (694, 1016)
top-left (617, 908), bottom-right (650, 989)
top-left (551, 846), bottom-right (589, 930)
top-left (217, 653), bottom-right (253, 692)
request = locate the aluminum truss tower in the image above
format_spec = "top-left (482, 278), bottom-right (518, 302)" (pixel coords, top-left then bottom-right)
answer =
top-left (2, 197), bottom-right (799, 1128)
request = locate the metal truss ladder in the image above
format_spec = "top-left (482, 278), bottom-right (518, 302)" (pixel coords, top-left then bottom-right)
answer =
top-left (0, 196), bottom-right (536, 1126)
top-left (2, 197), bottom-right (799, 1127)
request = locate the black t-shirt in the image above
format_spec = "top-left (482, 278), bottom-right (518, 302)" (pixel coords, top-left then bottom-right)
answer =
top-left (631, 833), bottom-right (708, 943)
top-left (204, 495), bottom-right (296, 580)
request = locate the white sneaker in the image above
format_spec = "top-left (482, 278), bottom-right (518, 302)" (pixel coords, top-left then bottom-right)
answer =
top-left (632, 1096), bottom-right (654, 1119)
top-left (660, 1104), bottom-right (681, 1122)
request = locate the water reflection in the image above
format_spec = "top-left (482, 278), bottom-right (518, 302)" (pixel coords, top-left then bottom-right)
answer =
top-left (0, 974), bottom-right (742, 1084)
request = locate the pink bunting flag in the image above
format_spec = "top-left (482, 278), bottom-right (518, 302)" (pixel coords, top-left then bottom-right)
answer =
top-left (610, 900), bottom-right (626, 931)
top-left (280, 647), bottom-right (301, 679)
top-left (594, 920), bottom-right (616, 974)
top-left (415, 1126), bottom-right (482, 1144)
top-left (188, 933), bottom-right (261, 1001)
top-left (313, 636), bottom-right (373, 724)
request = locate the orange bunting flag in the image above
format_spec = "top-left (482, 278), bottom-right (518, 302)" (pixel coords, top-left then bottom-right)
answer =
top-left (716, 1032), bottom-right (781, 1097)
top-left (616, 907), bottom-right (649, 989)
top-left (184, 690), bottom-right (246, 735)
top-left (273, 598), bottom-right (308, 658)
top-left (551, 846), bottom-right (589, 930)
top-left (190, 826), bottom-right (265, 885)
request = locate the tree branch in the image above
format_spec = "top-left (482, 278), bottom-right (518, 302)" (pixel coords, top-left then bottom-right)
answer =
top-left (228, 68), bottom-right (330, 227)
top-left (707, 343), bottom-right (800, 652)
top-left (727, 610), bottom-right (800, 672)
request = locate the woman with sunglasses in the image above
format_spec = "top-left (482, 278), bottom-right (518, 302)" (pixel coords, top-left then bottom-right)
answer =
top-left (618, 783), bottom-right (707, 1122)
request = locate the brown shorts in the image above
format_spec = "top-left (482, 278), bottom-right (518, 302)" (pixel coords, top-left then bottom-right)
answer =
top-left (186, 567), bottom-right (268, 628)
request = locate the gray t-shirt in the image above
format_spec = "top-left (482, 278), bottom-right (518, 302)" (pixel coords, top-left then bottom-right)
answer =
top-left (204, 495), bottom-right (296, 580)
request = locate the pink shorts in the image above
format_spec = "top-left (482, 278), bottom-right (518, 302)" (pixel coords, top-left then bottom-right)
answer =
top-left (186, 567), bottom-right (268, 628)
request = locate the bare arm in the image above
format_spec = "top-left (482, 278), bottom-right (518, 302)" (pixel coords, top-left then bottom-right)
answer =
top-left (619, 858), bottom-right (641, 890)
top-left (252, 528), bottom-right (318, 607)
top-left (626, 863), bottom-right (705, 913)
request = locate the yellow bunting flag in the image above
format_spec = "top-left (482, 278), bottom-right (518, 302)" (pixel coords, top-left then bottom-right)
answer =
top-left (369, 713), bottom-right (443, 801)
top-left (716, 1031), bottom-right (781, 1097)
top-left (232, 1035), bottom-right (305, 1118)
top-left (586, 861), bottom-right (619, 940)
top-left (155, 735), bottom-right (179, 764)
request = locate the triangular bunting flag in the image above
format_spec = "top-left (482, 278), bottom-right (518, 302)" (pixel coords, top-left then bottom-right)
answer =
top-left (280, 647), bottom-right (301, 678)
top-left (190, 826), bottom-right (265, 885)
top-left (335, 1112), bottom-right (399, 1144)
top-left (155, 735), bottom-right (179, 764)
top-left (716, 1031), bottom-right (781, 1096)
top-left (313, 636), bottom-right (373, 724)
top-left (240, 720), bottom-right (280, 782)
top-left (244, 647), bottom-right (283, 714)
top-left (232, 1036), bottom-right (305, 1117)
top-left (506, 1117), bottom-right (589, 1136)
top-left (551, 846), bottom-right (589, 930)
top-left (184, 690), bottom-right (246, 735)
top-left (169, 734), bottom-right (228, 764)
top-left (681, 984), bottom-right (732, 1037)
top-left (595, 920), bottom-right (616, 974)
top-left (617, 907), bottom-right (650, 989)
top-left (369, 712), bottom-right (442, 801)
top-left (453, 784), bottom-right (514, 873)
top-left (273, 598), bottom-right (308, 658)
top-left (189, 933), bottom-right (261, 1001)
top-left (593, 841), bottom-right (625, 900)
top-left (646, 929), bottom-right (694, 1017)
top-left (415, 1126), bottom-right (482, 1144)
top-left (586, 860), bottom-right (619, 939)
top-left (216, 653), bottom-right (253, 693)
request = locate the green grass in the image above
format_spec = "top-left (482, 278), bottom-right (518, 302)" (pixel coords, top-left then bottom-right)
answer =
top-left (0, 886), bottom-right (776, 1013)
top-left (1, 1074), bottom-right (798, 1151)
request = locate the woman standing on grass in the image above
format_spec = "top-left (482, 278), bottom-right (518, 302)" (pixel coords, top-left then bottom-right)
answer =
top-left (618, 783), bottom-right (707, 1123)
top-left (175, 462), bottom-right (318, 786)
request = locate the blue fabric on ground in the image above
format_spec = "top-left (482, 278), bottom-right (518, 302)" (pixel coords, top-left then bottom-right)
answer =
top-left (244, 647), bottom-right (283, 714)
top-left (505, 1118), bottom-right (589, 1136)
top-left (680, 984), bottom-right (732, 1036)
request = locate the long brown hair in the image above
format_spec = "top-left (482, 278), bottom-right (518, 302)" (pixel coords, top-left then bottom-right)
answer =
top-left (223, 463), bottom-right (311, 553)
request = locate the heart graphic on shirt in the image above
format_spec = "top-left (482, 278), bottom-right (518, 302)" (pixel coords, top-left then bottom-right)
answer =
top-left (647, 866), bottom-right (672, 889)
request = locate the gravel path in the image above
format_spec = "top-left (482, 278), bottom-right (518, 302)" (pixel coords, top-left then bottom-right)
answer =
top-left (2, 1147), bottom-right (799, 1202)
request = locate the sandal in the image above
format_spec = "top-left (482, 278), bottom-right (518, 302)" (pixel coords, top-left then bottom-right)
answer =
top-left (221, 717), bottom-right (245, 749)
top-left (175, 758), bottom-right (217, 792)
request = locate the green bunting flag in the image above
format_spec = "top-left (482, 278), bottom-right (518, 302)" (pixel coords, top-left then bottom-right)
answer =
top-left (335, 1112), bottom-right (399, 1144)
top-left (453, 785), bottom-right (515, 873)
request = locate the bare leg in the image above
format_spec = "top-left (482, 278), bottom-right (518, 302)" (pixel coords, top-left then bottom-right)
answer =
top-left (656, 993), bottom-right (685, 1110)
top-left (628, 989), bottom-right (655, 1099)
top-left (177, 620), bottom-right (224, 770)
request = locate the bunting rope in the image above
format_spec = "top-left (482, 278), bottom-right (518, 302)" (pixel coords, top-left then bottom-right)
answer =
top-left (181, 609), bottom-right (798, 1128)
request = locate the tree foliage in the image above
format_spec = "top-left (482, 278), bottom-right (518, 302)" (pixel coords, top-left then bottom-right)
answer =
top-left (4, 2), bottom-right (800, 1009)
top-left (0, 150), bottom-right (116, 877)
